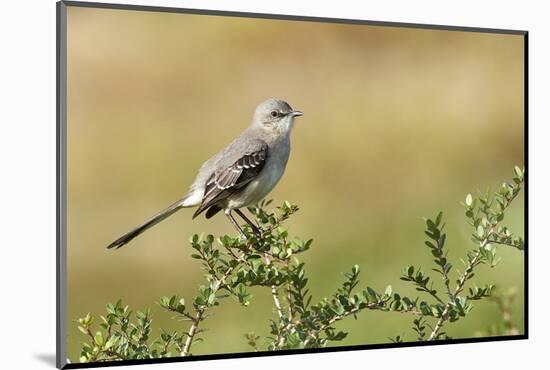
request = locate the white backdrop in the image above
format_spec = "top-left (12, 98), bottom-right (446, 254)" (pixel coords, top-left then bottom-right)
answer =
top-left (0, 0), bottom-right (546, 369)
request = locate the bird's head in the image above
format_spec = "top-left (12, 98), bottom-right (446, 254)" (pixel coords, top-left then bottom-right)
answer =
top-left (251, 98), bottom-right (303, 136)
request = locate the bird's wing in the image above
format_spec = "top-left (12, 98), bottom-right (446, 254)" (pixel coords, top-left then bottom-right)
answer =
top-left (192, 141), bottom-right (268, 218)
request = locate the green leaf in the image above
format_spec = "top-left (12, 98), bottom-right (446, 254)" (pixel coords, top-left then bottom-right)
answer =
top-left (94, 331), bottom-right (104, 346)
top-left (366, 287), bottom-right (378, 300)
top-left (425, 241), bottom-right (436, 249)
top-left (169, 295), bottom-right (177, 307)
top-left (104, 334), bottom-right (118, 349)
top-left (159, 296), bottom-right (170, 308)
top-left (435, 211), bottom-right (443, 226)
top-left (83, 312), bottom-right (92, 325)
top-left (465, 194), bottom-right (473, 207)
top-left (477, 225), bottom-right (485, 238)
top-left (78, 326), bottom-right (88, 335)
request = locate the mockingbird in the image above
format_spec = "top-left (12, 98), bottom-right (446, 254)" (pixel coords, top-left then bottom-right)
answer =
top-left (107, 98), bottom-right (303, 249)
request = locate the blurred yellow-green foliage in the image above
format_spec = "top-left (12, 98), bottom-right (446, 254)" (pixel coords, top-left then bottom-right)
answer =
top-left (66, 6), bottom-right (524, 361)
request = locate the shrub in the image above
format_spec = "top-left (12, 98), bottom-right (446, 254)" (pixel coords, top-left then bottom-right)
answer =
top-left (75, 166), bottom-right (524, 363)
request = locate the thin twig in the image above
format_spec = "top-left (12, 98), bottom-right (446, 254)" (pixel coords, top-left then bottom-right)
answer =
top-left (271, 286), bottom-right (284, 318)
top-left (428, 177), bottom-right (524, 341)
top-left (303, 302), bottom-right (421, 347)
top-left (285, 260), bottom-right (294, 319)
top-left (428, 250), bottom-right (482, 341)
top-left (263, 252), bottom-right (284, 319)
top-left (303, 305), bottom-right (364, 347)
top-left (262, 245), bottom-right (286, 348)
top-left (419, 285), bottom-right (446, 305)
top-left (487, 238), bottom-right (524, 250)
top-left (181, 309), bottom-right (204, 356)
top-left (442, 260), bottom-right (453, 300)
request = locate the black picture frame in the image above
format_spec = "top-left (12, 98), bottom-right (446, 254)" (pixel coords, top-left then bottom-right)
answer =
top-left (56, 1), bottom-right (528, 368)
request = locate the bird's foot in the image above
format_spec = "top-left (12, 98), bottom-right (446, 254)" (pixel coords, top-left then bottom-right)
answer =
top-left (249, 224), bottom-right (264, 237)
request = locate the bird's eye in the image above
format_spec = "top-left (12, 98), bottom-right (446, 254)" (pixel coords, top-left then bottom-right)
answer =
top-left (270, 111), bottom-right (278, 117)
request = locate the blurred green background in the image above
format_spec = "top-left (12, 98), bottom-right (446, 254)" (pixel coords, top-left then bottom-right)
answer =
top-left (66, 6), bottom-right (524, 361)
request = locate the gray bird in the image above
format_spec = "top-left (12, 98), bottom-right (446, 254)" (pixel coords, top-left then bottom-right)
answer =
top-left (107, 98), bottom-right (303, 249)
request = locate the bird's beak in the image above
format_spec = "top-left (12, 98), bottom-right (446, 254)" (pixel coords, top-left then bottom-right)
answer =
top-left (288, 110), bottom-right (303, 117)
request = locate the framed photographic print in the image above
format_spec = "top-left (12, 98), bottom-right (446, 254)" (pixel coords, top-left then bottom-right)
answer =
top-left (57, 1), bottom-right (527, 368)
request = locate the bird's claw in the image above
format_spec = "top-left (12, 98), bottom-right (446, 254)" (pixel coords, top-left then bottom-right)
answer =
top-left (251, 224), bottom-right (264, 237)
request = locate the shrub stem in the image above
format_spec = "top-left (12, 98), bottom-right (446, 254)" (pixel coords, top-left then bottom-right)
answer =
top-left (181, 309), bottom-right (204, 356)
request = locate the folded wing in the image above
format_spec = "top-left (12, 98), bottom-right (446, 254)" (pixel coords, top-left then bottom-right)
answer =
top-left (192, 141), bottom-right (268, 218)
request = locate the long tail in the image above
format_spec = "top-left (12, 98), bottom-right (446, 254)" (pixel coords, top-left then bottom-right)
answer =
top-left (107, 198), bottom-right (186, 250)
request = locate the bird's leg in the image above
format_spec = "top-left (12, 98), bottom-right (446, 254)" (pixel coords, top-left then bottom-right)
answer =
top-left (224, 209), bottom-right (247, 240)
top-left (235, 209), bottom-right (262, 236)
